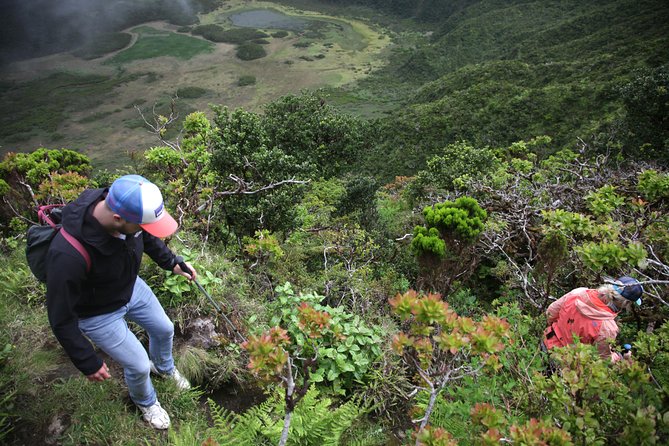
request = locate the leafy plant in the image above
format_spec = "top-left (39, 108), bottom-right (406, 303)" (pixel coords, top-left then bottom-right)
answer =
top-left (389, 290), bottom-right (511, 443)
top-left (268, 282), bottom-right (383, 392)
top-left (0, 147), bottom-right (93, 237)
top-left (585, 185), bottom-right (625, 216)
top-left (533, 342), bottom-right (664, 445)
top-left (411, 197), bottom-right (487, 294)
top-left (638, 170), bottom-right (669, 201)
top-left (242, 282), bottom-right (382, 445)
top-left (576, 241), bottom-right (647, 271)
top-left (160, 249), bottom-right (222, 307)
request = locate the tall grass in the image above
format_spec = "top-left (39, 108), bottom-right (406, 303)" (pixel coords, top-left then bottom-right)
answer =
top-left (107, 30), bottom-right (214, 64)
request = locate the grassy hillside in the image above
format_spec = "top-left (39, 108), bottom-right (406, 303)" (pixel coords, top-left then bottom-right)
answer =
top-left (348, 0), bottom-right (669, 180)
top-left (0, 1), bottom-right (390, 168)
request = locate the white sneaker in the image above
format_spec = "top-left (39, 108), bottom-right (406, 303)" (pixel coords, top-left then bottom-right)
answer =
top-left (139, 401), bottom-right (170, 429)
top-left (149, 361), bottom-right (191, 390)
top-left (171, 368), bottom-right (191, 390)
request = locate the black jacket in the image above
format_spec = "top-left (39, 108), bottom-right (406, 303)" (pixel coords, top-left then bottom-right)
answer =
top-left (46, 188), bottom-right (177, 375)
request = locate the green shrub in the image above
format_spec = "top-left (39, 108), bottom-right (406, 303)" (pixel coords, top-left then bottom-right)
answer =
top-left (236, 43), bottom-right (267, 61)
top-left (237, 75), bottom-right (256, 87)
top-left (176, 86), bottom-right (208, 99)
top-left (535, 342), bottom-right (664, 445)
top-left (423, 197), bottom-right (487, 242)
top-left (271, 30), bottom-right (289, 38)
top-left (269, 283), bottom-right (383, 393)
top-left (192, 25), bottom-right (268, 44)
top-left (638, 170), bottom-right (669, 201)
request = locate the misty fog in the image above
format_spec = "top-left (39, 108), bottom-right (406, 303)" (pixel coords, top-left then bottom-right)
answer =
top-left (0, 0), bottom-right (199, 65)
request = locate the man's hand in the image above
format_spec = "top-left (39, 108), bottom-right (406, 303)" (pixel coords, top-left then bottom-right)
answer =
top-left (173, 261), bottom-right (197, 281)
top-left (86, 362), bottom-right (111, 382)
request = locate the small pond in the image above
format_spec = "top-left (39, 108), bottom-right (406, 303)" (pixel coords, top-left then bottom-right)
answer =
top-left (229, 9), bottom-right (311, 31)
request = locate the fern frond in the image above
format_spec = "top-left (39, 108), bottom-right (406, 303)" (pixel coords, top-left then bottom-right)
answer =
top-left (206, 386), bottom-right (372, 446)
top-left (322, 396), bottom-right (370, 446)
top-left (207, 398), bottom-right (236, 433)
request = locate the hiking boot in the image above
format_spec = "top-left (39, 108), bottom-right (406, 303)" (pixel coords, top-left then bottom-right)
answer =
top-left (139, 401), bottom-right (170, 429)
top-left (149, 361), bottom-right (191, 390)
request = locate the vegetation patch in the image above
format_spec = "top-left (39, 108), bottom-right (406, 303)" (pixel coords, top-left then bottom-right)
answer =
top-left (236, 42), bottom-right (267, 61)
top-left (0, 71), bottom-right (142, 143)
top-left (271, 30), bottom-right (289, 38)
top-left (106, 30), bottom-right (214, 64)
top-left (78, 111), bottom-right (113, 123)
top-left (191, 25), bottom-right (269, 44)
top-left (238, 75), bottom-right (257, 86)
top-left (71, 32), bottom-right (132, 60)
top-left (176, 86), bottom-right (208, 99)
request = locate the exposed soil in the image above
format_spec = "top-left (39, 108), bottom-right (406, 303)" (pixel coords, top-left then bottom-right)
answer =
top-left (204, 381), bottom-right (268, 414)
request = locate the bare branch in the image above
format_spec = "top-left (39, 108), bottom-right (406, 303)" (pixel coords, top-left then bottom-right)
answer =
top-left (214, 176), bottom-right (309, 197)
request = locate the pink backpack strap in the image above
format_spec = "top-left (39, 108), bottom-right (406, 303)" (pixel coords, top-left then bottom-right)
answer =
top-left (38, 204), bottom-right (65, 228)
top-left (60, 227), bottom-right (91, 273)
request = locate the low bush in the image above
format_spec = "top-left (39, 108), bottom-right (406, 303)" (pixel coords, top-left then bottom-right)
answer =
top-left (271, 30), bottom-right (289, 38)
top-left (238, 75), bottom-right (256, 87)
top-left (176, 86), bottom-right (208, 99)
top-left (236, 43), bottom-right (267, 61)
top-left (192, 26), bottom-right (269, 44)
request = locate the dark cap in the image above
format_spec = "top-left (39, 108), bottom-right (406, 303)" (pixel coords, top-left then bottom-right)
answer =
top-left (614, 276), bottom-right (643, 306)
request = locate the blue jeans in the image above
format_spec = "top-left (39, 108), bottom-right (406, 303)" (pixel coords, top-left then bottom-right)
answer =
top-left (78, 277), bottom-right (175, 407)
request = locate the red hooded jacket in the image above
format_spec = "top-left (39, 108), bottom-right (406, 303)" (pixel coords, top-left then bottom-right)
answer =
top-left (543, 287), bottom-right (621, 361)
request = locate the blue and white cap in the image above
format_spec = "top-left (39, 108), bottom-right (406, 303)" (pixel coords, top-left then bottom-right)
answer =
top-left (613, 276), bottom-right (643, 306)
top-left (106, 174), bottom-right (178, 238)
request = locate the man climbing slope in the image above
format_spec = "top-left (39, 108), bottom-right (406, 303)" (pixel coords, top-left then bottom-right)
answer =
top-left (46, 174), bottom-right (197, 429)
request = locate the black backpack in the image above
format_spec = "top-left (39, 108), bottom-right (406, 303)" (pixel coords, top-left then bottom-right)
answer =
top-left (26, 204), bottom-right (91, 283)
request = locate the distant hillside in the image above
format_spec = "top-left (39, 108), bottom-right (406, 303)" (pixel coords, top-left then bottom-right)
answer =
top-left (321, 0), bottom-right (669, 180)
top-left (0, 0), bottom-right (219, 64)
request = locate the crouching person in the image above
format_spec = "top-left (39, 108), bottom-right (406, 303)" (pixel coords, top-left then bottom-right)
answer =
top-left (542, 276), bottom-right (643, 362)
top-left (46, 174), bottom-right (197, 429)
